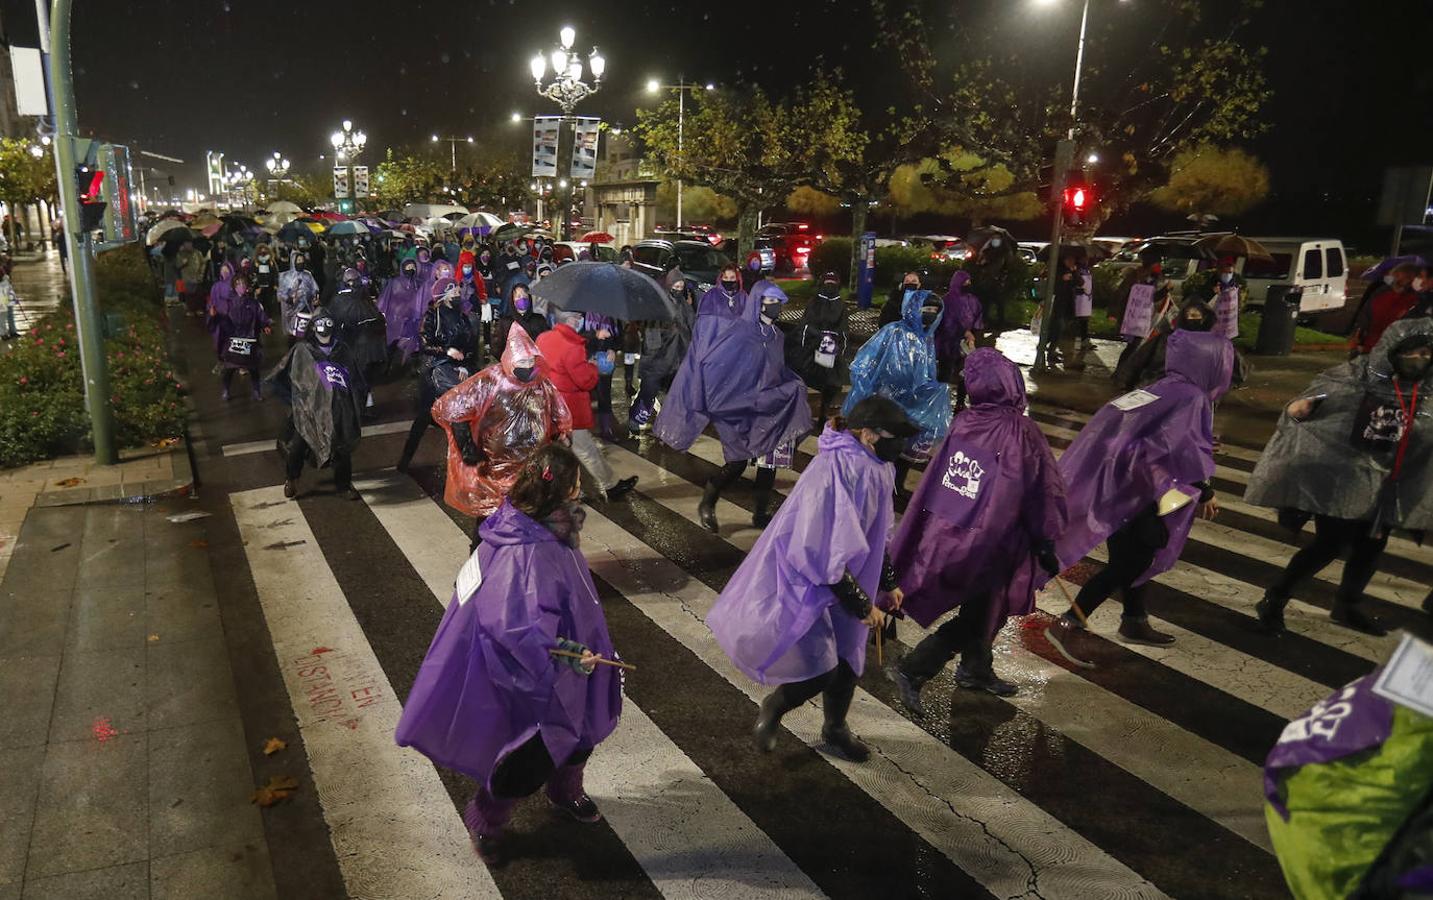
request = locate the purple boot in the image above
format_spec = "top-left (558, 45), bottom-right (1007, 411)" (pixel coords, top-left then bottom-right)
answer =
top-left (545, 763), bottom-right (601, 823)
top-left (463, 788), bottom-right (517, 866)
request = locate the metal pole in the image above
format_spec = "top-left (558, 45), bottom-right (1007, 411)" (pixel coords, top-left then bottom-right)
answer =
top-left (676, 81), bottom-right (685, 230)
top-left (450, 138), bottom-right (456, 172)
top-left (1068, 0), bottom-right (1091, 137)
top-left (48, 0), bottom-right (116, 464)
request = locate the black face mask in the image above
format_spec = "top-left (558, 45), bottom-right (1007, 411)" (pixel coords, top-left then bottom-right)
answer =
top-left (1179, 313), bottom-right (1213, 332)
top-left (920, 308), bottom-right (939, 328)
top-left (512, 365), bottom-right (536, 383)
top-left (874, 436), bottom-right (905, 463)
top-left (293, 258), bottom-right (305, 269)
top-left (403, 265), bottom-right (416, 277)
top-left (760, 301), bottom-right (781, 322)
top-left (818, 285), bottom-right (840, 300)
top-left (721, 279), bottom-right (739, 292)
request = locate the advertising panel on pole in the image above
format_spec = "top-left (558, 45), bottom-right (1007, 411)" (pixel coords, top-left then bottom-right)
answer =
top-left (570, 117), bottom-right (600, 180)
top-left (206, 151), bottom-right (226, 197)
top-left (532, 116), bottom-right (560, 178)
top-left (97, 143), bottom-right (137, 244)
top-left (9, 46), bottom-right (48, 116)
top-left (857, 232), bottom-right (877, 308)
top-left (333, 166), bottom-right (350, 199)
top-left (352, 165), bottom-right (369, 199)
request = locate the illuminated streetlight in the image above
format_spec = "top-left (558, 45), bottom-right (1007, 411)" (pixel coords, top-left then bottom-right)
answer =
top-left (1086, 153), bottom-right (1099, 164)
top-left (646, 78), bottom-right (714, 228)
top-left (511, 112), bottom-right (523, 124)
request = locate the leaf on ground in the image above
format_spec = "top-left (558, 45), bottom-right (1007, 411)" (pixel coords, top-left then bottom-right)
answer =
top-left (189, 538), bottom-right (208, 549)
top-left (147, 633), bottom-right (160, 642)
top-left (250, 774), bottom-right (300, 807)
top-left (262, 737), bottom-right (287, 756)
top-left (151, 437), bottom-right (180, 449)
top-left (53, 477), bottom-right (85, 487)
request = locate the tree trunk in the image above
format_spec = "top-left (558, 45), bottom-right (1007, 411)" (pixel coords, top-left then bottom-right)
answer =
top-left (847, 200), bottom-right (869, 290)
top-left (737, 205), bottom-right (759, 259)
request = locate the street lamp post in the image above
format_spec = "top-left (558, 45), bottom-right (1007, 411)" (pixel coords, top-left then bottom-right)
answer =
top-left (646, 79), bottom-right (714, 230)
top-left (329, 119), bottom-right (367, 213)
top-left (431, 134), bottom-right (475, 172)
top-left (225, 164), bottom-right (253, 209)
top-left (264, 151), bottom-right (290, 202)
top-left (529, 26), bottom-right (605, 240)
top-left (1032, 0), bottom-right (1116, 373)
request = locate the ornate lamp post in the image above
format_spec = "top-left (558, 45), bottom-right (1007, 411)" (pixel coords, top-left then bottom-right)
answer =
top-left (328, 119), bottom-right (367, 212)
top-left (264, 152), bottom-right (290, 202)
top-left (528, 27), bottom-right (605, 239)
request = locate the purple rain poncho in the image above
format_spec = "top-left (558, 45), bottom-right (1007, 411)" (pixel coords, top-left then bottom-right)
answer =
top-left (204, 261), bottom-right (236, 353)
top-left (841, 289), bottom-right (952, 460)
top-left (214, 290), bottom-right (271, 369)
top-left (707, 426), bottom-right (894, 684)
top-left (654, 284), bottom-right (812, 463)
top-left (1043, 329), bottom-right (1234, 587)
top-left (696, 283), bottom-right (747, 319)
top-left (888, 349), bottom-right (1067, 637)
top-left (378, 262), bottom-right (426, 358)
top-left (394, 501), bottom-right (622, 789)
top-left (935, 270), bottom-right (984, 362)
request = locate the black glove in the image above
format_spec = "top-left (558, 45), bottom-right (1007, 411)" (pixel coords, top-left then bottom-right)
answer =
top-left (453, 427), bottom-right (482, 467)
top-left (829, 569), bottom-right (873, 619)
top-left (1036, 541), bottom-right (1061, 577)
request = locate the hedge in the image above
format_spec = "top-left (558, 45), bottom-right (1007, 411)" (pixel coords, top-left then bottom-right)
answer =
top-left (0, 245), bottom-right (187, 467)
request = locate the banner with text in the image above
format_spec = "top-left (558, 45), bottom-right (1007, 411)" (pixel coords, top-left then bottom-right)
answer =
top-left (532, 116), bottom-right (560, 178)
top-left (570, 117), bottom-right (600, 180)
top-left (333, 166), bottom-right (350, 199)
top-left (352, 166), bottom-right (369, 199)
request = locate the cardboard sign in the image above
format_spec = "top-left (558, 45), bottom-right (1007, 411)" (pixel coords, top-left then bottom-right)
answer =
top-left (1075, 273), bottom-right (1094, 318)
top-left (1121, 283), bottom-right (1155, 337)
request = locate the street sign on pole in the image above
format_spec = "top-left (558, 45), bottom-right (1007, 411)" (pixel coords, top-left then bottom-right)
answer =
top-left (352, 165), bottom-right (369, 199)
top-left (856, 232), bottom-right (876, 308)
top-left (9, 45), bottom-right (48, 115)
top-left (332, 166), bottom-right (350, 199)
top-left (97, 143), bottom-right (136, 244)
top-left (205, 151), bottom-right (225, 197)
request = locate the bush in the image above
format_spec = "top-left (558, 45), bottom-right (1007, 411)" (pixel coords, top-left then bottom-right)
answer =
top-left (806, 237), bottom-right (852, 283)
top-left (0, 244), bottom-right (186, 467)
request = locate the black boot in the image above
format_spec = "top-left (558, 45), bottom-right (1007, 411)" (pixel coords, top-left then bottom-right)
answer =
top-left (889, 668), bottom-right (927, 716)
top-left (752, 488), bottom-right (773, 529)
top-left (753, 688), bottom-right (800, 753)
top-left (1330, 599), bottom-right (1387, 636)
top-left (1255, 588), bottom-right (1290, 636)
top-left (698, 479), bottom-right (721, 533)
top-left (820, 668), bottom-right (869, 763)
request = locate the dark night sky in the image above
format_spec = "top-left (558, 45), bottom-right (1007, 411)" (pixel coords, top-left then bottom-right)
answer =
top-left (9, 0), bottom-right (1429, 245)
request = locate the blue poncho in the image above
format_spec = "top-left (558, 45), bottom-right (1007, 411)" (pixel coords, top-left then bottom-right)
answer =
top-left (841, 289), bottom-right (952, 459)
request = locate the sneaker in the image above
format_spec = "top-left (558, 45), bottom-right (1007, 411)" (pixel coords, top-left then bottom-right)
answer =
top-left (472, 833), bottom-right (503, 867)
top-left (953, 664), bottom-right (1018, 697)
top-left (889, 668), bottom-right (927, 716)
top-left (1117, 616), bottom-right (1176, 646)
top-left (1254, 591), bottom-right (1288, 636)
top-left (548, 792), bottom-right (602, 824)
top-left (1044, 615), bottom-right (1097, 668)
top-left (1330, 601), bottom-right (1387, 637)
top-left (820, 724), bottom-right (870, 763)
top-left (603, 476), bottom-right (638, 502)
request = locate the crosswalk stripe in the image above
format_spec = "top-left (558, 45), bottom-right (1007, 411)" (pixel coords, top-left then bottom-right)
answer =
top-left (1028, 405), bottom-right (1264, 466)
top-left (221, 420), bottom-right (409, 457)
top-left (229, 486), bottom-right (498, 899)
top-left (353, 471), bottom-right (828, 900)
top-left (603, 442), bottom-right (1274, 852)
top-left (576, 504), bottom-right (1171, 899)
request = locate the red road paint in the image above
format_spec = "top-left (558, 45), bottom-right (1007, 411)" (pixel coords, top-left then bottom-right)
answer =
top-left (92, 716), bottom-right (118, 743)
top-left (311, 646), bottom-right (333, 655)
top-left (291, 649), bottom-right (383, 731)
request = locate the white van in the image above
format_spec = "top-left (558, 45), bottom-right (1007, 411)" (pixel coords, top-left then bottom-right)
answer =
top-left (1238, 238), bottom-right (1348, 314)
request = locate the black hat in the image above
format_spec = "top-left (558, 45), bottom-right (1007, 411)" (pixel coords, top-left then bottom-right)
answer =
top-left (846, 395), bottom-right (919, 438)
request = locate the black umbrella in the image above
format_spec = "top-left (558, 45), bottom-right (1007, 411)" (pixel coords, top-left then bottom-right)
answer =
top-left (531, 262), bottom-right (676, 321)
top-left (966, 225), bottom-right (1017, 252)
top-left (277, 221), bottom-right (315, 244)
top-left (159, 225), bottom-right (196, 245)
top-left (491, 222), bottom-right (525, 244)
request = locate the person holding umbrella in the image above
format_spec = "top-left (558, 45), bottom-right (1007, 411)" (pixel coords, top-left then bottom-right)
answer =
top-left (538, 310), bottom-right (639, 502)
top-left (657, 280), bottom-right (812, 531)
top-left (629, 269), bottom-right (697, 435)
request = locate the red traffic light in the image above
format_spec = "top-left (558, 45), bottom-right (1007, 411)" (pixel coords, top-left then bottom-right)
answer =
top-left (1061, 180), bottom-right (1095, 225)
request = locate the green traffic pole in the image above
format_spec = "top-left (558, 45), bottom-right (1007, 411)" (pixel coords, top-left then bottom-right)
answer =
top-left (48, 0), bottom-right (116, 464)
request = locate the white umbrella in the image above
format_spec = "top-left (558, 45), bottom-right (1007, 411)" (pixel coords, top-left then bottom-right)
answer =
top-left (264, 200), bottom-right (304, 226)
top-left (402, 203), bottom-right (468, 220)
top-left (456, 211), bottom-right (505, 231)
top-left (146, 219), bottom-right (188, 246)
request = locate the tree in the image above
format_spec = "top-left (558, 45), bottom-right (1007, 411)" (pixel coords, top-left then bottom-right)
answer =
top-left (785, 186), bottom-right (842, 218)
top-left (0, 139), bottom-right (56, 247)
top-left (1148, 143), bottom-right (1270, 221)
top-left (887, 149), bottom-right (1043, 223)
top-left (634, 84), bottom-right (865, 255)
top-left (371, 149), bottom-right (446, 209)
top-left (656, 180), bottom-right (737, 224)
top-left (871, 0), bottom-right (1272, 219)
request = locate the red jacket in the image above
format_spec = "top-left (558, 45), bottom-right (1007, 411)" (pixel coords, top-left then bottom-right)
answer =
top-left (1357, 287), bottom-right (1419, 353)
top-left (536, 323), bottom-right (598, 430)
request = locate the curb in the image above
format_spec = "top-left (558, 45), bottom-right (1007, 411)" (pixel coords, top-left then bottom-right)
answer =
top-left (31, 440), bottom-right (196, 508)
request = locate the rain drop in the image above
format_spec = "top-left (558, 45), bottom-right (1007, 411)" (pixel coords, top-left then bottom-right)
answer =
top-left (128, 80), bottom-right (139, 90)
top-left (440, 52), bottom-right (450, 64)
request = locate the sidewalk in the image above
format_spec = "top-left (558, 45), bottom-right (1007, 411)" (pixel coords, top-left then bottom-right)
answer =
top-left (0, 497), bottom-right (277, 900)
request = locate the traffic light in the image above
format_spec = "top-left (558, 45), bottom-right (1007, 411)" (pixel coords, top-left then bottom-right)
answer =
top-left (1061, 179), bottom-right (1094, 227)
top-left (75, 162), bottom-right (106, 232)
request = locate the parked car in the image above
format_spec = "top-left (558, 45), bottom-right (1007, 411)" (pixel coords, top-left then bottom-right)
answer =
top-left (630, 239), bottom-right (732, 293)
top-left (904, 234), bottom-right (967, 262)
top-left (757, 222), bottom-right (821, 273)
top-left (553, 241), bottom-right (619, 263)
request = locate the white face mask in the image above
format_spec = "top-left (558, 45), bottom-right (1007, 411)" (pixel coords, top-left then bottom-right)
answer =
top-left (1414, 277), bottom-right (1428, 293)
top-left (1219, 272), bottom-right (1234, 285)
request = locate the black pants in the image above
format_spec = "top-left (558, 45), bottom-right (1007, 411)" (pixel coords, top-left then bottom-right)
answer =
top-left (220, 366), bottom-right (260, 392)
top-left (1072, 503), bottom-right (1168, 620)
top-left (469, 514), bottom-right (487, 553)
top-left (595, 372), bottom-right (614, 414)
top-left (1271, 515), bottom-right (1388, 604)
top-left (624, 360), bottom-right (637, 396)
top-left (399, 407), bottom-right (433, 467)
top-left (707, 460), bottom-right (776, 504)
top-left (1073, 317), bottom-right (1090, 342)
top-left (1043, 309), bottom-right (1067, 356)
top-left (1115, 337), bottom-right (1141, 374)
top-left (900, 592), bottom-right (997, 682)
top-left (766, 660), bottom-right (858, 727)
top-left (490, 734), bottom-right (593, 800)
top-left (286, 435), bottom-right (351, 489)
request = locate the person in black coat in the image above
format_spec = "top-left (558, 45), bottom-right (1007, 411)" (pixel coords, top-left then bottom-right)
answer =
top-left (879, 271), bottom-right (923, 327)
top-left (397, 277), bottom-right (477, 473)
top-left (324, 267), bottom-right (388, 417)
top-left (491, 278), bottom-right (549, 356)
top-left (785, 271), bottom-right (851, 420)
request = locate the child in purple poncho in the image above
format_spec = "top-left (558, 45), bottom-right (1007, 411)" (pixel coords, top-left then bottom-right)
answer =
top-left (394, 445), bottom-right (622, 866)
top-left (707, 396), bottom-right (916, 763)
